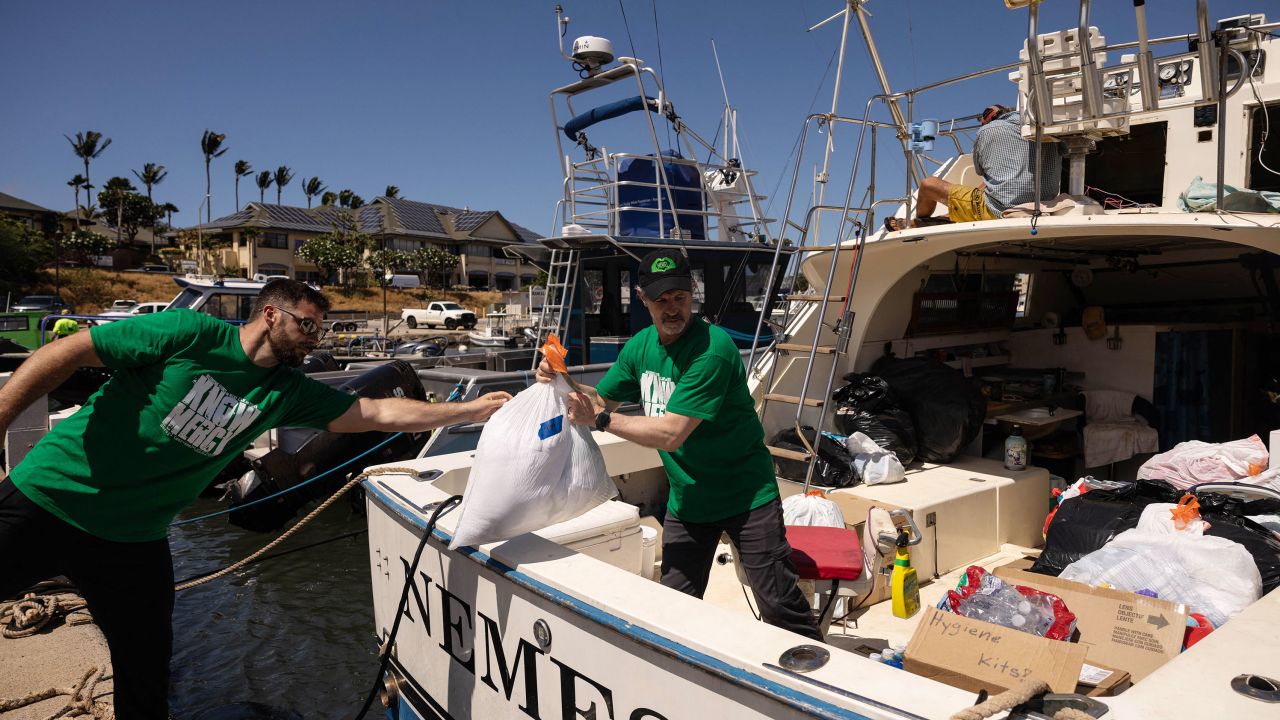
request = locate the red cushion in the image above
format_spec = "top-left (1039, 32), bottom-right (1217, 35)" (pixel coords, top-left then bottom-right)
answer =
top-left (785, 525), bottom-right (864, 581)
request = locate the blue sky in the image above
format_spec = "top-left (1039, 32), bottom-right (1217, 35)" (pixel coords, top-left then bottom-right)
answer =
top-left (1, 0), bottom-right (1263, 235)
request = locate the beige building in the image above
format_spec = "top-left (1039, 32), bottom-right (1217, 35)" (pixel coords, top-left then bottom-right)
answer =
top-left (193, 197), bottom-right (542, 289)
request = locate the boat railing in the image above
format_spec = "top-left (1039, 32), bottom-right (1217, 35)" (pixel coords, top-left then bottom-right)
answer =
top-left (565, 151), bottom-right (771, 243)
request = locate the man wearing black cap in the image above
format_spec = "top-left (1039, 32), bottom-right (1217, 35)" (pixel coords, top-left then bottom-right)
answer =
top-left (885, 103), bottom-right (1061, 230)
top-left (536, 249), bottom-right (822, 641)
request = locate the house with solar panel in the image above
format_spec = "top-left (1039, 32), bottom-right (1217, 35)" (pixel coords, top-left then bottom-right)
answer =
top-left (191, 197), bottom-right (542, 289)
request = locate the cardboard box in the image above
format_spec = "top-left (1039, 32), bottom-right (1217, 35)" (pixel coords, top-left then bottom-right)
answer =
top-left (904, 606), bottom-right (1087, 694)
top-left (1075, 661), bottom-right (1132, 697)
top-left (994, 559), bottom-right (1187, 681)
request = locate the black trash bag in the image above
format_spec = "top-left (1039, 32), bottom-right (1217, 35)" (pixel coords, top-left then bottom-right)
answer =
top-left (863, 358), bottom-right (987, 463)
top-left (832, 375), bottom-right (918, 465)
top-left (768, 426), bottom-right (859, 488)
top-left (1033, 481), bottom-right (1177, 576)
top-left (833, 407), bottom-right (917, 466)
top-left (1034, 480), bottom-right (1280, 594)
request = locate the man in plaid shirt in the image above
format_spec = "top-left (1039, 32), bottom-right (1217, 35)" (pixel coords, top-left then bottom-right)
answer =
top-left (887, 104), bottom-right (1062, 230)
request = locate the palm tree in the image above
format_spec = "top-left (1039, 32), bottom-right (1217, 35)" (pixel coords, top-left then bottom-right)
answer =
top-left (338, 189), bottom-right (354, 208)
top-left (67, 174), bottom-right (87, 218)
top-left (200, 130), bottom-right (228, 223)
top-left (255, 171), bottom-right (274, 204)
top-left (302, 177), bottom-right (326, 208)
top-left (131, 163), bottom-right (168, 202)
top-left (384, 185), bottom-right (400, 199)
top-left (161, 202), bottom-right (179, 229)
top-left (64, 131), bottom-right (112, 213)
top-left (320, 191), bottom-right (338, 207)
top-left (234, 160), bottom-right (252, 210)
top-left (273, 165), bottom-right (295, 205)
top-left (349, 194), bottom-right (365, 209)
top-left (131, 163), bottom-right (168, 255)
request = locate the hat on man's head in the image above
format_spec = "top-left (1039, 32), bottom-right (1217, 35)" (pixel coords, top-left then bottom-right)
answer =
top-left (637, 250), bottom-right (692, 298)
top-left (980, 104), bottom-right (1012, 125)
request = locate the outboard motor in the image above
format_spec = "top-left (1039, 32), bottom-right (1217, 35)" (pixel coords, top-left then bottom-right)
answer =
top-left (225, 360), bottom-right (429, 531)
top-left (299, 350), bottom-right (342, 373)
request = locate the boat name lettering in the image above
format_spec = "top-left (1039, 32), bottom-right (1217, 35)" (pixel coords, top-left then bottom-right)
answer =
top-left (397, 556), bottom-right (671, 720)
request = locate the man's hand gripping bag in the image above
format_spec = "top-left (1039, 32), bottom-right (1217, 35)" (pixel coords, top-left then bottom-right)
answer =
top-left (449, 339), bottom-right (617, 549)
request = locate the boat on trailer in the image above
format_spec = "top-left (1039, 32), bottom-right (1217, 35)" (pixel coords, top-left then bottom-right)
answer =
top-left (362, 3), bottom-right (1280, 718)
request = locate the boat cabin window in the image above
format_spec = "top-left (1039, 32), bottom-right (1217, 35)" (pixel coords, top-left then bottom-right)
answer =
top-left (1249, 102), bottom-right (1280, 193)
top-left (1074, 121), bottom-right (1168, 207)
top-left (200, 293), bottom-right (257, 322)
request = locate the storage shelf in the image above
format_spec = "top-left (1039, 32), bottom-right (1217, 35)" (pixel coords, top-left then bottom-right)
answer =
top-left (943, 355), bottom-right (1012, 370)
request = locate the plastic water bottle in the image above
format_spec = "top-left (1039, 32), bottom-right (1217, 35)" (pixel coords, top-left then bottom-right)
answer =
top-left (1004, 425), bottom-right (1028, 471)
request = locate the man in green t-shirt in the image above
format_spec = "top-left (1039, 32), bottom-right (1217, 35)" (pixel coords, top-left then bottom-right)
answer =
top-left (0, 279), bottom-right (509, 719)
top-left (536, 250), bottom-right (821, 642)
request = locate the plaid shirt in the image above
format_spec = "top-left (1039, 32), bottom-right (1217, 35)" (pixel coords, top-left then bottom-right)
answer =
top-left (973, 111), bottom-right (1062, 214)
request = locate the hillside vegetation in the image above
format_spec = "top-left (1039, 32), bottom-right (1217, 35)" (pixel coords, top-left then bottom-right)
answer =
top-left (16, 269), bottom-right (501, 316)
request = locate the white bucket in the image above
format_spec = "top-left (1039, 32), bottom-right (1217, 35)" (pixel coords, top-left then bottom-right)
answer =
top-left (640, 525), bottom-right (659, 580)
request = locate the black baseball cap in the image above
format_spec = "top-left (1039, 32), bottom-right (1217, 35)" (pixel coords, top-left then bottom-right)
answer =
top-left (637, 250), bottom-right (692, 298)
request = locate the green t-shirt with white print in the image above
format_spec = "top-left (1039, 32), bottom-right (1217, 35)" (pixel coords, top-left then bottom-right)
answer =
top-left (594, 318), bottom-right (777, 523)
top-left (11, 309), bottom-right (356, 542)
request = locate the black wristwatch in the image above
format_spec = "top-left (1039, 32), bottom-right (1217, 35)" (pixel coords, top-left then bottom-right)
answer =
top-left (594, 410), bottom-right (612, 432)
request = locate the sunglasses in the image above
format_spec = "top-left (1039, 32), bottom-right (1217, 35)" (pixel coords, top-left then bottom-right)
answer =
top-left (981, 106), bottom-right (1006, 125)
top-left (274, 306), bottom-right (327, 339)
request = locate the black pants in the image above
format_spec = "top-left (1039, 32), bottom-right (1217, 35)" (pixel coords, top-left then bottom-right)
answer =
top-left (661, 497), bottom-right (823, 642)
top-left (0, 478), bottom-right (173, 719)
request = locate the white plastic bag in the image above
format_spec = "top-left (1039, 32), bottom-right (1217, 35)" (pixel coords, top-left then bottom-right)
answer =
top-left (1059, 504), bottom-right (1262, 627)
top-left (843, 431), bottom-right (905, 486)
top-left (448, 375), bottom-right (617, 549)
top-left (782, 493), bottom-right (846, 528)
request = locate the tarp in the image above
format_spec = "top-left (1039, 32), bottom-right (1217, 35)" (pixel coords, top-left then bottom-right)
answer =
top-left (1178, 175), bottom-right (1280, 213)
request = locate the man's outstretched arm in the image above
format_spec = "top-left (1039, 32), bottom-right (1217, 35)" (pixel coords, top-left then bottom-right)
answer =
top-left (326, 391), bottom-right (511, 433)
top-left (0, 332), bottom-right (103, 435)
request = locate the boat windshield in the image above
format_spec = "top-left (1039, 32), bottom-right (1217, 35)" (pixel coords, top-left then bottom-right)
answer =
top-left (168, 288), bottom-right (203, 309)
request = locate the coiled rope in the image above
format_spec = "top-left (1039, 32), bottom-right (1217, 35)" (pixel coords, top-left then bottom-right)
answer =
top-left (175, 466), bottom-right (419, 592)
top-left (0, 592), bottom-right (90, 639)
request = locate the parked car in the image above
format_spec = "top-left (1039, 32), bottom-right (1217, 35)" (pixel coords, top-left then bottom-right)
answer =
top-left (401, 301), bottom-right (476, 330)
top-left (11, 295), bottom-right (72, 314)
top-left (96, 301), bottom-right (170, 322)
top-left (142, 264), bottom-right (171, 273)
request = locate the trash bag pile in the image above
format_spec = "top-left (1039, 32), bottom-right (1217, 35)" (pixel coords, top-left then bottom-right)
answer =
top-left (1034, 478), bottom-right (1280, 628)
top-left (833, 358), bottom-right (986, 465)
top-left (768, 426), bottom-right (904, 489)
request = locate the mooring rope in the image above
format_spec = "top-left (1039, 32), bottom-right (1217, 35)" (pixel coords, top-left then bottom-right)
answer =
top-left (0, 665), bottom-right (112, 719)
top-left (949, 679), bottom-right (1096, 720)
top-left (174, 466), bottom-right (420, 592)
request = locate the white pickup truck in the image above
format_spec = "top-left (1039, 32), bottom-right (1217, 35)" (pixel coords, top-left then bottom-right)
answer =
top-left (401, 301), bottom-right (477, 330)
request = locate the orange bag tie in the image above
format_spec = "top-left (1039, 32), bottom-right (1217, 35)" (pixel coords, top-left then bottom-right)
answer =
top-left (1170, 494), bottom-right (1201, 531)
top-left (540, 334), bottom-right (586, 395)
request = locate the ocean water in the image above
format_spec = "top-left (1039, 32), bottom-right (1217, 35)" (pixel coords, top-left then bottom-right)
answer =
top-left (169, 495), bottom-right (379, 719)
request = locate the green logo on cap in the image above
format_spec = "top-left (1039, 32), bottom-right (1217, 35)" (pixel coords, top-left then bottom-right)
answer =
top-left (651, 256), bottom-right (676, 273)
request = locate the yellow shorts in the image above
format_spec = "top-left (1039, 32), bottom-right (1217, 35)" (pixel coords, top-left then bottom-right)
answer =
top-left (947, 184), bottom-right (999, 223)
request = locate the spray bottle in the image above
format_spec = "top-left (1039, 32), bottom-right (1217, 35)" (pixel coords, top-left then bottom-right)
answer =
top-left (890, 528), bottom-right (920, 619)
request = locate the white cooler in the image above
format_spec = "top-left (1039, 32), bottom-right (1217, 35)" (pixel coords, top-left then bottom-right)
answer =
top-left (533, 500), bottom-right (645, 575)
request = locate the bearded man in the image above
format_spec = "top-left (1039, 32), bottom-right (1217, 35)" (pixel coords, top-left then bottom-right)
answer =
top-left (535, 250), bottom-right (821, 642)
top-left (0, 278), bottom-right (509, 719)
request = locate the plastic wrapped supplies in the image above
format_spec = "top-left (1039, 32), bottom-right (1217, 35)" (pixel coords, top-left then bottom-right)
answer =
top-left (1059, 503), bottom-right (1263, 627)
top-left (944, 566), bottom-right (1077, 640)
top-left (448, 372), bottom-right (617, 550)
top-left (1137, 435), bottom-right (1270, 489)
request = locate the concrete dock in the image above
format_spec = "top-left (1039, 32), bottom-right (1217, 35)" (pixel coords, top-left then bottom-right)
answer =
top-left (0, 597), bottom-right (114, 719)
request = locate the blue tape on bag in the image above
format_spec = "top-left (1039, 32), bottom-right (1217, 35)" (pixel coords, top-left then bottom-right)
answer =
top-left (538, 415), bottom-right (564, 440)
